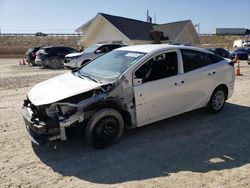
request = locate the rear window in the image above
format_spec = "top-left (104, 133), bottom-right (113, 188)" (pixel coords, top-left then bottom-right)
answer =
top-left (31, 47), bottom-right (40, 52)
top-left (27, 48), bottom-right (34, 53)
top-left (43, 48), bottom-right (51, 52)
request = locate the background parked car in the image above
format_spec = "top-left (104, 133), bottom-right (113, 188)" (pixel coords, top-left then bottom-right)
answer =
top-left (206, 48), bottom-right (230, 58)
top-left (35, 46), bottom-right (77, 69)
top-left (64, 43), bottom-right (123, 69)
top-left (243, 41), bottom-right (250, 47)
top-left (25, 47), bottom-right (41, 65)
top-left (230, 48), bottom-right (250, 60)
top-left (35, 32), bottom-right (47, 37)
top-left (233, 39), bottom-right (250, 48)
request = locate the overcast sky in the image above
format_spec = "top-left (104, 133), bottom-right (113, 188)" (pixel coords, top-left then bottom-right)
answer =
top-left (0, 0), bottom-right (249, 34)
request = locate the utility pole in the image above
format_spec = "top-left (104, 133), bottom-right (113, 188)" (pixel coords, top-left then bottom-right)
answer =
top-left (194, 23), bottom-right (200, 34)
top-left (146, 10), bottom-right (152, 23)
top-left (146, 10), bottom-right (149, 22)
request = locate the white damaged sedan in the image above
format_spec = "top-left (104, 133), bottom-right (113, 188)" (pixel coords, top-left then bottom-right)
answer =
top-left (22, 44), bottom-right (235, 149)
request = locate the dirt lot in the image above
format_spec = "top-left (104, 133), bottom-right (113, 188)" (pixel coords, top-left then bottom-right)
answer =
top-left (0, 59), bottom-right (249, 188)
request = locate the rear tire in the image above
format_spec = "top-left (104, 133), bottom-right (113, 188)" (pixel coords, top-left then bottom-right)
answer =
top-left (85, 108), bottom-right (124, 149)
top-left (50, 58), bottom-right (61, 69)
top-left (206, 87), bottom-right (226, 114)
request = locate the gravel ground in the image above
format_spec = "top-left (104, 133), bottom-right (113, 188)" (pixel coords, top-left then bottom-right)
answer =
top-left (0, 59), bottom-right (249, 188)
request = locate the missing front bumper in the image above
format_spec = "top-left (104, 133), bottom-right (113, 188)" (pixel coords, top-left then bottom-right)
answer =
top-left (22, 106), bottom-right (66, 145)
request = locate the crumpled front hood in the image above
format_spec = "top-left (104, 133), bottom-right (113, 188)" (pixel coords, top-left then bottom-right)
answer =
top-left (28, 72), bottom-right (102, 106)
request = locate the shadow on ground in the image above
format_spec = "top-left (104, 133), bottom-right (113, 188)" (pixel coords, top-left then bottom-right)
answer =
top-left (33, 103), bottom-right (250, 184)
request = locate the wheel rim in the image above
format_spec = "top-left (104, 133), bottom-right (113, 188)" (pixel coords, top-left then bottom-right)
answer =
top-left (94, 117), bottom-right (119, 141)
top-left (212, 91), bottom-right (225, 110)
top-left (51, 59), bottom-right (58, 65)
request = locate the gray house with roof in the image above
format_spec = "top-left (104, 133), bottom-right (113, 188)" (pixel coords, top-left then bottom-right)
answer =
top-left (76, 13), bottom-right (200, 47)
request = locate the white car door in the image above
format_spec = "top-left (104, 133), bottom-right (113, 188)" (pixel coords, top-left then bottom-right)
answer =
top-left (133, 51), bottom-right (184, 126)
top-left (177, 49), bottom-right (216, 112)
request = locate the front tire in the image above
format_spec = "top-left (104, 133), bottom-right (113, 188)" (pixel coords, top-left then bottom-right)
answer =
top-left (206, 87), bottom-right (226, 114)
top-left (81, 60), bottom-right (90, 67)
top-left (85, 108), bottom-right (124, 149)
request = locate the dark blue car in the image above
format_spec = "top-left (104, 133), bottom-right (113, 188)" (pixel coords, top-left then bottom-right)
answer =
top-left (230, 48), bottom-right (249, 60)
top-left (206, 48), bottom-right (230, 58)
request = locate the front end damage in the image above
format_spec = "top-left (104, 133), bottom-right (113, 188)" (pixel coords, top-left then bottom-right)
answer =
top-left (22, 76), bottom-right (136, 144)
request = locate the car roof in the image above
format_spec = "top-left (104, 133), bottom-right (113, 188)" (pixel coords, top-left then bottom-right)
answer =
top-left (92, 43), bottom-right (122, 47)
top-left (41, 46), bottom-right (73, 49)
top-left (235, 48), bottom-right (246, 50)
top-left (116, 44), bottom-right (209, 54)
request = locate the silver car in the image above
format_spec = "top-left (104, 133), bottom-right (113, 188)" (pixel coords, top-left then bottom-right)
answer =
top-left (64, 43), bottom-right (123, 69)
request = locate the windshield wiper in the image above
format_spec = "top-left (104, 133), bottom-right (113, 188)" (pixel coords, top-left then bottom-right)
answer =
top-left (78, 71), bottom-right (102, 83)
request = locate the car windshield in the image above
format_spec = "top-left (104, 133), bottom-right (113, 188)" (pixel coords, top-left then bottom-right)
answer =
top-left (78, 50), bottom-right (146, 82)
top-left (83, 44), bottom-right (102, 54)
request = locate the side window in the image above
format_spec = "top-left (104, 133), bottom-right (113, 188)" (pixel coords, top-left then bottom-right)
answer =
top-left (98, 46), bottom-right (109, 53)
top-left (109, 45), bottom-right (121, 51)
top-left (181, 49), bottom-right (207, 73)
top-left (135, 52), bottom-right (178, 83)
top-left (67, 48), bottom-right (74, 53)
top-left (55, 47), bottom-right (64, 53)
top-left (209, 54), bottom-right (224, 64)
top-left (60, 48), bottom-right (70, 55)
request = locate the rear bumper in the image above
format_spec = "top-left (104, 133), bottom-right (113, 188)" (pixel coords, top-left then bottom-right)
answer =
top-left (25, 57), bottom-right (34, 64)
top-left (35, 59), bottom-right (45, 66)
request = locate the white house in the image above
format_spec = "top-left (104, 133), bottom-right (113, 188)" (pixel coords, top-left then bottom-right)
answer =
top-left (76, 13), bottom-right (200, 47)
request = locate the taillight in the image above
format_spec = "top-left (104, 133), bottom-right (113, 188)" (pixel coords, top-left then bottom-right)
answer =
top-left (32, 52), bottom-right (36, 57)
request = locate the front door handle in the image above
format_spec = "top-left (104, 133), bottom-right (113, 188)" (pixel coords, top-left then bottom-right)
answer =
top-left (174, 81), bottom-right (184, 86)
